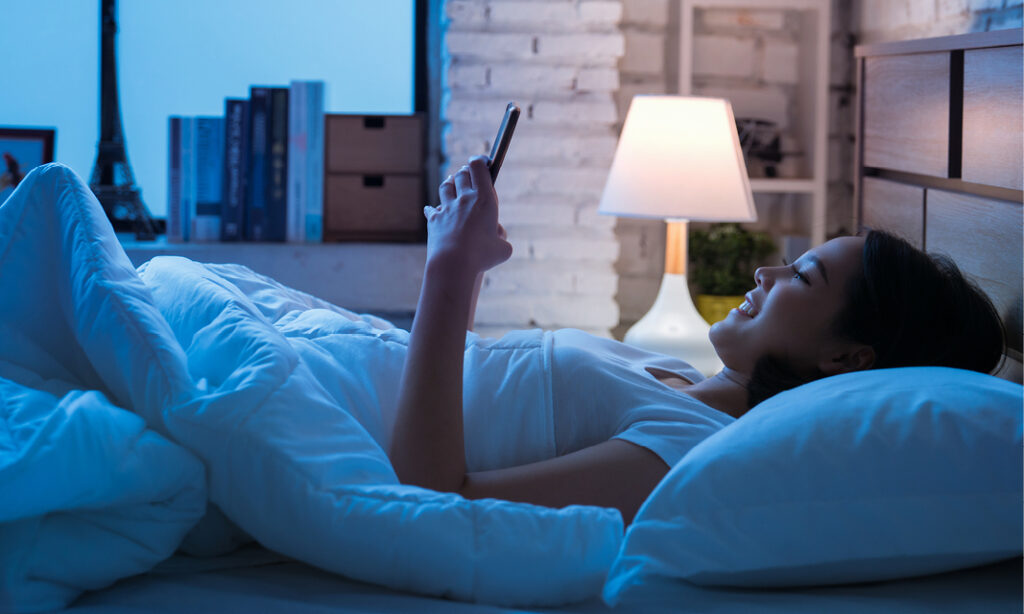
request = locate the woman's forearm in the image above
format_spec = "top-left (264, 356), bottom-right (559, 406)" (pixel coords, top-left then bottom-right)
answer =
top-left (466, 273), bottom-right (484, 331)
top-left (389, 256), bottom-right (477, 492)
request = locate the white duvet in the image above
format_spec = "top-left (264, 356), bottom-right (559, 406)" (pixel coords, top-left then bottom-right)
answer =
top-left (0, 165), bottom-right (621, 612)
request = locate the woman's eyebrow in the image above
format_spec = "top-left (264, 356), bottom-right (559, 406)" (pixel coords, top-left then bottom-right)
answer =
top-left (805, 254), bottom-right (829, 285)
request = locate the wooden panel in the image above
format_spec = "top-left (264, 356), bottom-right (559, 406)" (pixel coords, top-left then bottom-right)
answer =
top-left (863, 53), bottom-right (950, 177)
top-left (962, 45), bottom-right (1024, 190)
top-left (926, 189), bottom-right (1023, 352)
top-left (860, 177), bottom-right (925, 247)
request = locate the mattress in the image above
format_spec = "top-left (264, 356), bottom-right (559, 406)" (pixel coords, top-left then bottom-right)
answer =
top-left (67, 546), bottom-right (1022, 613)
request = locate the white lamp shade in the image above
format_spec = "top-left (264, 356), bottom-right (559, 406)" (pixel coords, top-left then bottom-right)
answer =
top-left (598, 96), bottom-right (756, 222)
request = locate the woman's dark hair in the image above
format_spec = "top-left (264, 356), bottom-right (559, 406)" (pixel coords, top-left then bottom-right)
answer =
top-left (747, 229), bottom-right (1006, 407)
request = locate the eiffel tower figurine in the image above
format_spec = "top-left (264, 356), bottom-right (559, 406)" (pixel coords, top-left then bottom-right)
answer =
top-left (89, 0), bottom-right (160, 240)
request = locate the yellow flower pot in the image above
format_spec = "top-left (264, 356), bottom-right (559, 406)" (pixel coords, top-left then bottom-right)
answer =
top-left (696, 294), bottom-right (745, 325)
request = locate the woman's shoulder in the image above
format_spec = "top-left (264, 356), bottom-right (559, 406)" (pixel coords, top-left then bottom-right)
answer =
top-left (551, 328), bottom-right (705, 382)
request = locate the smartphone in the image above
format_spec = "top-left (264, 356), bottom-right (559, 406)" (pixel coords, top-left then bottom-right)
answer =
top-left (488, 102), bottom-right (520, 184)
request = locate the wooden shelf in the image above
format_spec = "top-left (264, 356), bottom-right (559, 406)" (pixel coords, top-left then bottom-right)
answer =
top-left (120, 236), bottom-right (426, 313)
top-left (749, 178), bottom-right (817, 193)
top-left (679, 0), bottom-right (831, 245)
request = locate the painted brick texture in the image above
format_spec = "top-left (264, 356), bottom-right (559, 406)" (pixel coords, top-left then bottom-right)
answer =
top-left (443, 0), bottom-right (625, 337)
top-left (856, 0), bottom-right (1023, 43)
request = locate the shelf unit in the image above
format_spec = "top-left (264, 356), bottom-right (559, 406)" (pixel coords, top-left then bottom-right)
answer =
top-left (678, 0), bottom-right (831, 246)
top-left (120, 236), bottom-right (425, 320)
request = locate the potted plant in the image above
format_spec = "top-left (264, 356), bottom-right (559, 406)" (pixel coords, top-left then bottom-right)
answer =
top-left (689, 223), bottom-right (776, 324)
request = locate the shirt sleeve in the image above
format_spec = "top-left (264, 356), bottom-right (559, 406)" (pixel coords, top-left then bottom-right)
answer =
top-left (611, 404), bottom-right (735, 468)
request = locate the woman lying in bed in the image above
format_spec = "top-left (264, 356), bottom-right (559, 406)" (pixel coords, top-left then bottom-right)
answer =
top-left (390, 156), bottom-right (1005, 524)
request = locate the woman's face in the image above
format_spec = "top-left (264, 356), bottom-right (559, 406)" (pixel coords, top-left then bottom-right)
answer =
top-left (709, 236), bottom-right (866, 377)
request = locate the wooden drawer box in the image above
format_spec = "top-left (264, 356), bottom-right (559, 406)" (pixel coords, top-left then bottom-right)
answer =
top-left (325, 114), bottom-right (424, 174)
top-left (323, 174), bottom-right (425, 241)
top-left (962, 45), bottom-right (1024, 190)
top-left (863, 52), bottom-right (950, 177)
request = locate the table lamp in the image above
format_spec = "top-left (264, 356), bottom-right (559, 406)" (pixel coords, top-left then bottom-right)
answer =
top-left (599, 95), bottom-right (757, 375)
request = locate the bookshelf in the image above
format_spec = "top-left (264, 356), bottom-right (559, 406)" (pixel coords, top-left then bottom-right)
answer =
top-left (120, 237), bottom-right (424, 324)
top-left (679, 0), bottom-right (831, 246)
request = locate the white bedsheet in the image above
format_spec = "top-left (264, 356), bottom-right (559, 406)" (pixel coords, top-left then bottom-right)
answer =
top-left (0, 168), bottom-right (207, 613)
top-left (67, 546), bottom-right (1023, 614)
top-left (0, 164), bottom-right (621, 611)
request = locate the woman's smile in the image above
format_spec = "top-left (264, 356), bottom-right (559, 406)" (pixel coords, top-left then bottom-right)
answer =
top-left (737, 292), bottom-right (760, 318)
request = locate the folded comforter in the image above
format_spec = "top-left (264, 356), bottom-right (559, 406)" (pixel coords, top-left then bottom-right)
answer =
top-left (0, 164), bottom-right (622, 612)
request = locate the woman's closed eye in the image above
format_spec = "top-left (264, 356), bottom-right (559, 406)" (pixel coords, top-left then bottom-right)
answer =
top-left (783, 258), bottom-right (811, 285)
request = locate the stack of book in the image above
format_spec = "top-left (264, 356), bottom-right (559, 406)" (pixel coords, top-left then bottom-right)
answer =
top-left (167, 80), bottom-right (325, 243)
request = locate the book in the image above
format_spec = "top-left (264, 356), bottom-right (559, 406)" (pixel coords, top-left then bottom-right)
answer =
top-left (180, 117), bottom-right (195, 242)
top-left (287, 80), bottom-right (326, 243)
top-left (246, 87), bottom-right (271, 241)
top-left (287, 81), bottom-right (306, 243)
top-left (221, 99), bottom-right (248, 241)
top-left (192, 116), bottom-right (225, 242)
top-left (265, 87), bottom-right (289, 242)
top-left (305, 81), bottom-right (325, 243)
top-left (167, 116), bottom-right (183, 243)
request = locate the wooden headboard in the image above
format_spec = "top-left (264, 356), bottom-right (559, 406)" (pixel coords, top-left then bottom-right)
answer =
top-left (854, 29), bottom-right (1024, 382)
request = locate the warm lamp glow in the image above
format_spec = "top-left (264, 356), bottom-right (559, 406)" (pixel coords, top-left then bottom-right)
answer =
top-left (600, 95), bottom-right (756, 375)
top-left (598, 96), bottom-right (755, 222)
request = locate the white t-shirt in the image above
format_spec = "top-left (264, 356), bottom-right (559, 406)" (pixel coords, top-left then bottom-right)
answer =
top-left (549, 328), bottom-right (735, 467)
top-left (281, 309), bottom-right (734, 471)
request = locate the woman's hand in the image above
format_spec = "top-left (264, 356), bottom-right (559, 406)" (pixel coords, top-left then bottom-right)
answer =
top-left (425, 156), bottom-right (512, 276)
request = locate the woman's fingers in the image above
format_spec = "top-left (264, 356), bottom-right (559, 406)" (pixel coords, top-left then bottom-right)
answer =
top-left (439, 174), bottom-right (455, 202)
top-left (453, 164), bottom-right (473, 194)
top-left (467, 156), bottom-right (492, 193)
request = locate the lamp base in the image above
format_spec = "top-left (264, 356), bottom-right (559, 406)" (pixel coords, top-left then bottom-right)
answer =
top-left (624, 273), bottom-right (723, 376)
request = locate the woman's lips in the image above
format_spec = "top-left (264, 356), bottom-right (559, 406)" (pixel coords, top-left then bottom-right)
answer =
top-left (737, 295), bottom-right (759, 318)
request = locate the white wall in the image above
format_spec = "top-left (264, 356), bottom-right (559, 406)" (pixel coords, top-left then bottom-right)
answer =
top-left (443, 0), bottom-right (625, 337)
top-left (854, 0), bottom-right (1023, 44)
top-left (0, 0), bottom-right (414, 217)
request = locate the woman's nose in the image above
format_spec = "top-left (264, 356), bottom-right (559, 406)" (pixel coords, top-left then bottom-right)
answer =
top-left (753, 266), bottom-right (777, 291)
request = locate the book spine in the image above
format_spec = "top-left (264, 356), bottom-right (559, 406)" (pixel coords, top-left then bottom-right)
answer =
top-left (181, 117), bottom-right (195, 242)
top-left (193, 116), bottom-right (224, 242)
top-left (247, 87), bottom-right (270, 241)
top-left (306, 81), bottom-right (325, 243)
top-left (167, 116), bottom-right (183, 243)
top-left (266, 87), bottom-right (289, 242)
top-left (221, 99), bottom-right (248, 241)
top-left (287, 81), bottom-right (306, 243)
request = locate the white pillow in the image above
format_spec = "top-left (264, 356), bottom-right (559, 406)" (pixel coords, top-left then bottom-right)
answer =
top-left (604, 367), bottom-right (1023, 604)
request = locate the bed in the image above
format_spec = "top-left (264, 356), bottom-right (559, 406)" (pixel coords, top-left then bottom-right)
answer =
top-left (1, 29), bottom-right (1021, 614)
top-left (65, 547), bottom-right (1024, 614)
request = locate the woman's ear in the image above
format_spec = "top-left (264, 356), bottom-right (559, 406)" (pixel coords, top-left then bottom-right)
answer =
top-left (818, 344), bottom-right (875, 376)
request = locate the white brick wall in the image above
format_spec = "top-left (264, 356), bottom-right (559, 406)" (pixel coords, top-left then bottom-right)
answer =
top-left (855, 0), bottom-right (1022, 43)
top-left (702, 9), bottom-right (786, 30)
top-left (622, 0), bottom-right (668, 26)
top-left (443, 0), bottom-right (625, 337)
top-left (694, 35), bottom-right (757, 78)
top-left (762, 40), bottom-right (799, 83)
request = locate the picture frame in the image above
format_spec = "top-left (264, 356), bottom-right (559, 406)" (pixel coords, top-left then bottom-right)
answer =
top-left (0, 127), bottom-right (56, 201)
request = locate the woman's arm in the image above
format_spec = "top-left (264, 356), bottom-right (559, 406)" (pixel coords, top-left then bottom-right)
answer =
top-left (467, 223), bottom-right (505, 331)
top-left (389, 157), bottom-right (668, 523)
top-left (460, 439), bottom-right (668, 525)
top-left (389, 157), bottom-right (512, 492)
